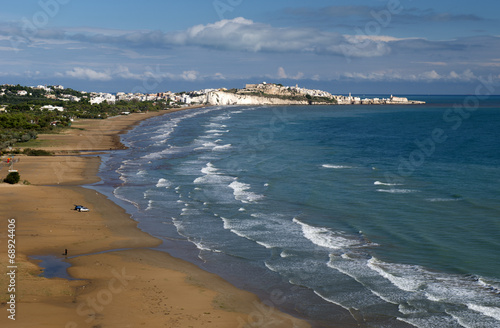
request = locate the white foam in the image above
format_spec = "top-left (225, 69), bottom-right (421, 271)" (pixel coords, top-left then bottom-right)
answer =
top-left (194, 174), bottom-right (234, 185)
top-left (374, 181), bottom-right (402, 186)
top-left (141, 151), bottom-right (163, 160)
top-left (221, 217), bottom-right (231, 230)
top-left (192, 240), bottom-right (212, 252)
top-left (424, 292), bottom-right (443, 302)
top-left (150, 123), bottom-right (177, 140)
top-left (229, 181), bottom-right (264, 203)
top-left (213, 144), bottom-right (232, 151)
top-left (280, 251), bottom-right (294, 258)
top-left (293, 218), bottom-right (362, 250)
top-left (230, 229), bottom-right (248, 239)
top-left (211, 115), bottom-right (231, 121)
top-left (265, 262), bottom-right (279, 272)
top-left (202, 142), bottom-right (217, 148)
top-left (156, 178), bottom-right (172, 188)
top-left (206, 129), bottom-right (229, 133)
top-left (141, 146), bottom-right (182, 160)
top-left (427, 198), bottom-right (461, 202)
top-left (221, 217), bottom-right (251, 239)
top-left (204, 123), bottom-right (227, 128)
top-left (368, 258), bottom-right (421, 292)
top-left (201, 162), bottom-right (219, 175)
top-left (396, 317), bottom-right (457, 328)
top-left (112, 187), bottom-right (140, 209)
top-left (478, 278), bottom-right (500, 293)
top-left (313, 290), bottom-right (354, 310)
top-left (446, 308), bottom-right (500, 328)
top-left (467, 304), bottom-right (500, 321)
top-left (256, 240), bottom-right (274, 249)
top-left (398, 304), bottom-right (421, 315)
top-left (322, 164), bottom-right (353, 169)
top-left (377, 189), bottom-right (418, 194)
top-left (171, 217), bottom-right (184, 234)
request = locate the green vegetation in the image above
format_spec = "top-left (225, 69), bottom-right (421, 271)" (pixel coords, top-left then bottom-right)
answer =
top-left (0, 84), bottom-right (171, 152)
top-left (22, 148), bottom-right (53, 156)
top-left (3, 171), bottom-right (20, 184)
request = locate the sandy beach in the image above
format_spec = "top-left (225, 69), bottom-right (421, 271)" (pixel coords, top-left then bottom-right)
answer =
top-left (0, 109), bottom-right (310, 327)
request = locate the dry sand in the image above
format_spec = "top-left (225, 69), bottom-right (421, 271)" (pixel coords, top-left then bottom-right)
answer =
top-left (0, 110), bottom-right (310, 327)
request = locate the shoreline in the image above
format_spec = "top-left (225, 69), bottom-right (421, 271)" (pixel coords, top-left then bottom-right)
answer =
top-left (0, 107), bottom-right (311, 327)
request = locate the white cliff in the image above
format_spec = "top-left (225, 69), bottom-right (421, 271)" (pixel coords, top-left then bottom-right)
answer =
top-left (206, 91), bottom-right (310, 106)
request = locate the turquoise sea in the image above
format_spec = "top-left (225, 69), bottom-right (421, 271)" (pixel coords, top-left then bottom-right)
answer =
top-left (94, 95), bottom-right (500, 327)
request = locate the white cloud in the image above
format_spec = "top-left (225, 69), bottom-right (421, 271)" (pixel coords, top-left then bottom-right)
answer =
top-left (277, 67), bottom-right (305, 80)
top-left (420, 70), bottom-right (441, 80)
top-left (0, 46), bottom-right (19, 52)
top-left (341, 69), bottom-right (479, 82)
top-left (277, 67), bottom-right (288, 79)
top-left (413, 61), bottom-right (448, 66)
top-left (115, 65), bottom-right (144, 80)
top-left (0, 17), bottom-right (392, 59)
top-left (214, 72), bottom-right (226, 80)
top-left (58, 66), bottom-right (211, 83)
top-left (173, 17), bottom-right (392, 58)
top-left (65, 67), bottom-right (112, 81)
top-left (181, 70), bottom-right (200, 81)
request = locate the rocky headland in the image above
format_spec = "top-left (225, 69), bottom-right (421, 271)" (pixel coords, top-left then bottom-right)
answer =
top-left (204, 82), bottom-right (425, 106)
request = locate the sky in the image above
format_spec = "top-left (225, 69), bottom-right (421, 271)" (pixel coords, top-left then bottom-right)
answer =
top-left (0, 0), bottom-right (499, 94)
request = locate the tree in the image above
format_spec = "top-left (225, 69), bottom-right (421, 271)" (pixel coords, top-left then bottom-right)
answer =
top-left (4, 171), bottom-right (20, 184)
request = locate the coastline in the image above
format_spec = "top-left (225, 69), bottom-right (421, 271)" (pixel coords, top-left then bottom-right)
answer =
top-left (0, 108), bottom-right (311, 327)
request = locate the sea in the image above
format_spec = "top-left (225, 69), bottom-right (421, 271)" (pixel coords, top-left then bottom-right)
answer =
top-left (92, 95), bottom-right (500, 327)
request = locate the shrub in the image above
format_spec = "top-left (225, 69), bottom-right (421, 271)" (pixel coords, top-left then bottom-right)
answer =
top-left (23, 148), bottom-right (53, 156)
top-left (4, 171), bottom-right (20, 184)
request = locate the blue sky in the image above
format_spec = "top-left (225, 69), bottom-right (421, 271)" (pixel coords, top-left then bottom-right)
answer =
top-left (0, 0), bottom-right (499, 94)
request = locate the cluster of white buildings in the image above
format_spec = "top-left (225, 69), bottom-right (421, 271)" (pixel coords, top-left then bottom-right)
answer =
top-left (1, 83), bottom-right (205, 106)
top-left (244, 83), bottom-right (335, 99)
top-left (89, 92), bottom-right (117, 105)
top-left (35, 85), bottom-right (64, 92)
top-left (90, 90), bottom-right (214, 105)
top-left (40, 105), bottom-right (65, 112)
top-left (334, 93), bottom-right (423, 105)
top-left (1, 83), bottom-right (424, 109)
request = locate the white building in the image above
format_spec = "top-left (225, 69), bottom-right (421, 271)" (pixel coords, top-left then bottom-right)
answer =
top-left (41, 105), bottom-right (65, 112)
top-left (390, 95), bottom-right (409, 103)
top-left (90, 93), bottom-right (116, 105)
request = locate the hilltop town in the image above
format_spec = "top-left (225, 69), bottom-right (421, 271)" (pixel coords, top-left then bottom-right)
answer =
top-left (1, 82), bottom-right (424, 109)
top-left (205, 83), bottom-right (425, 106)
